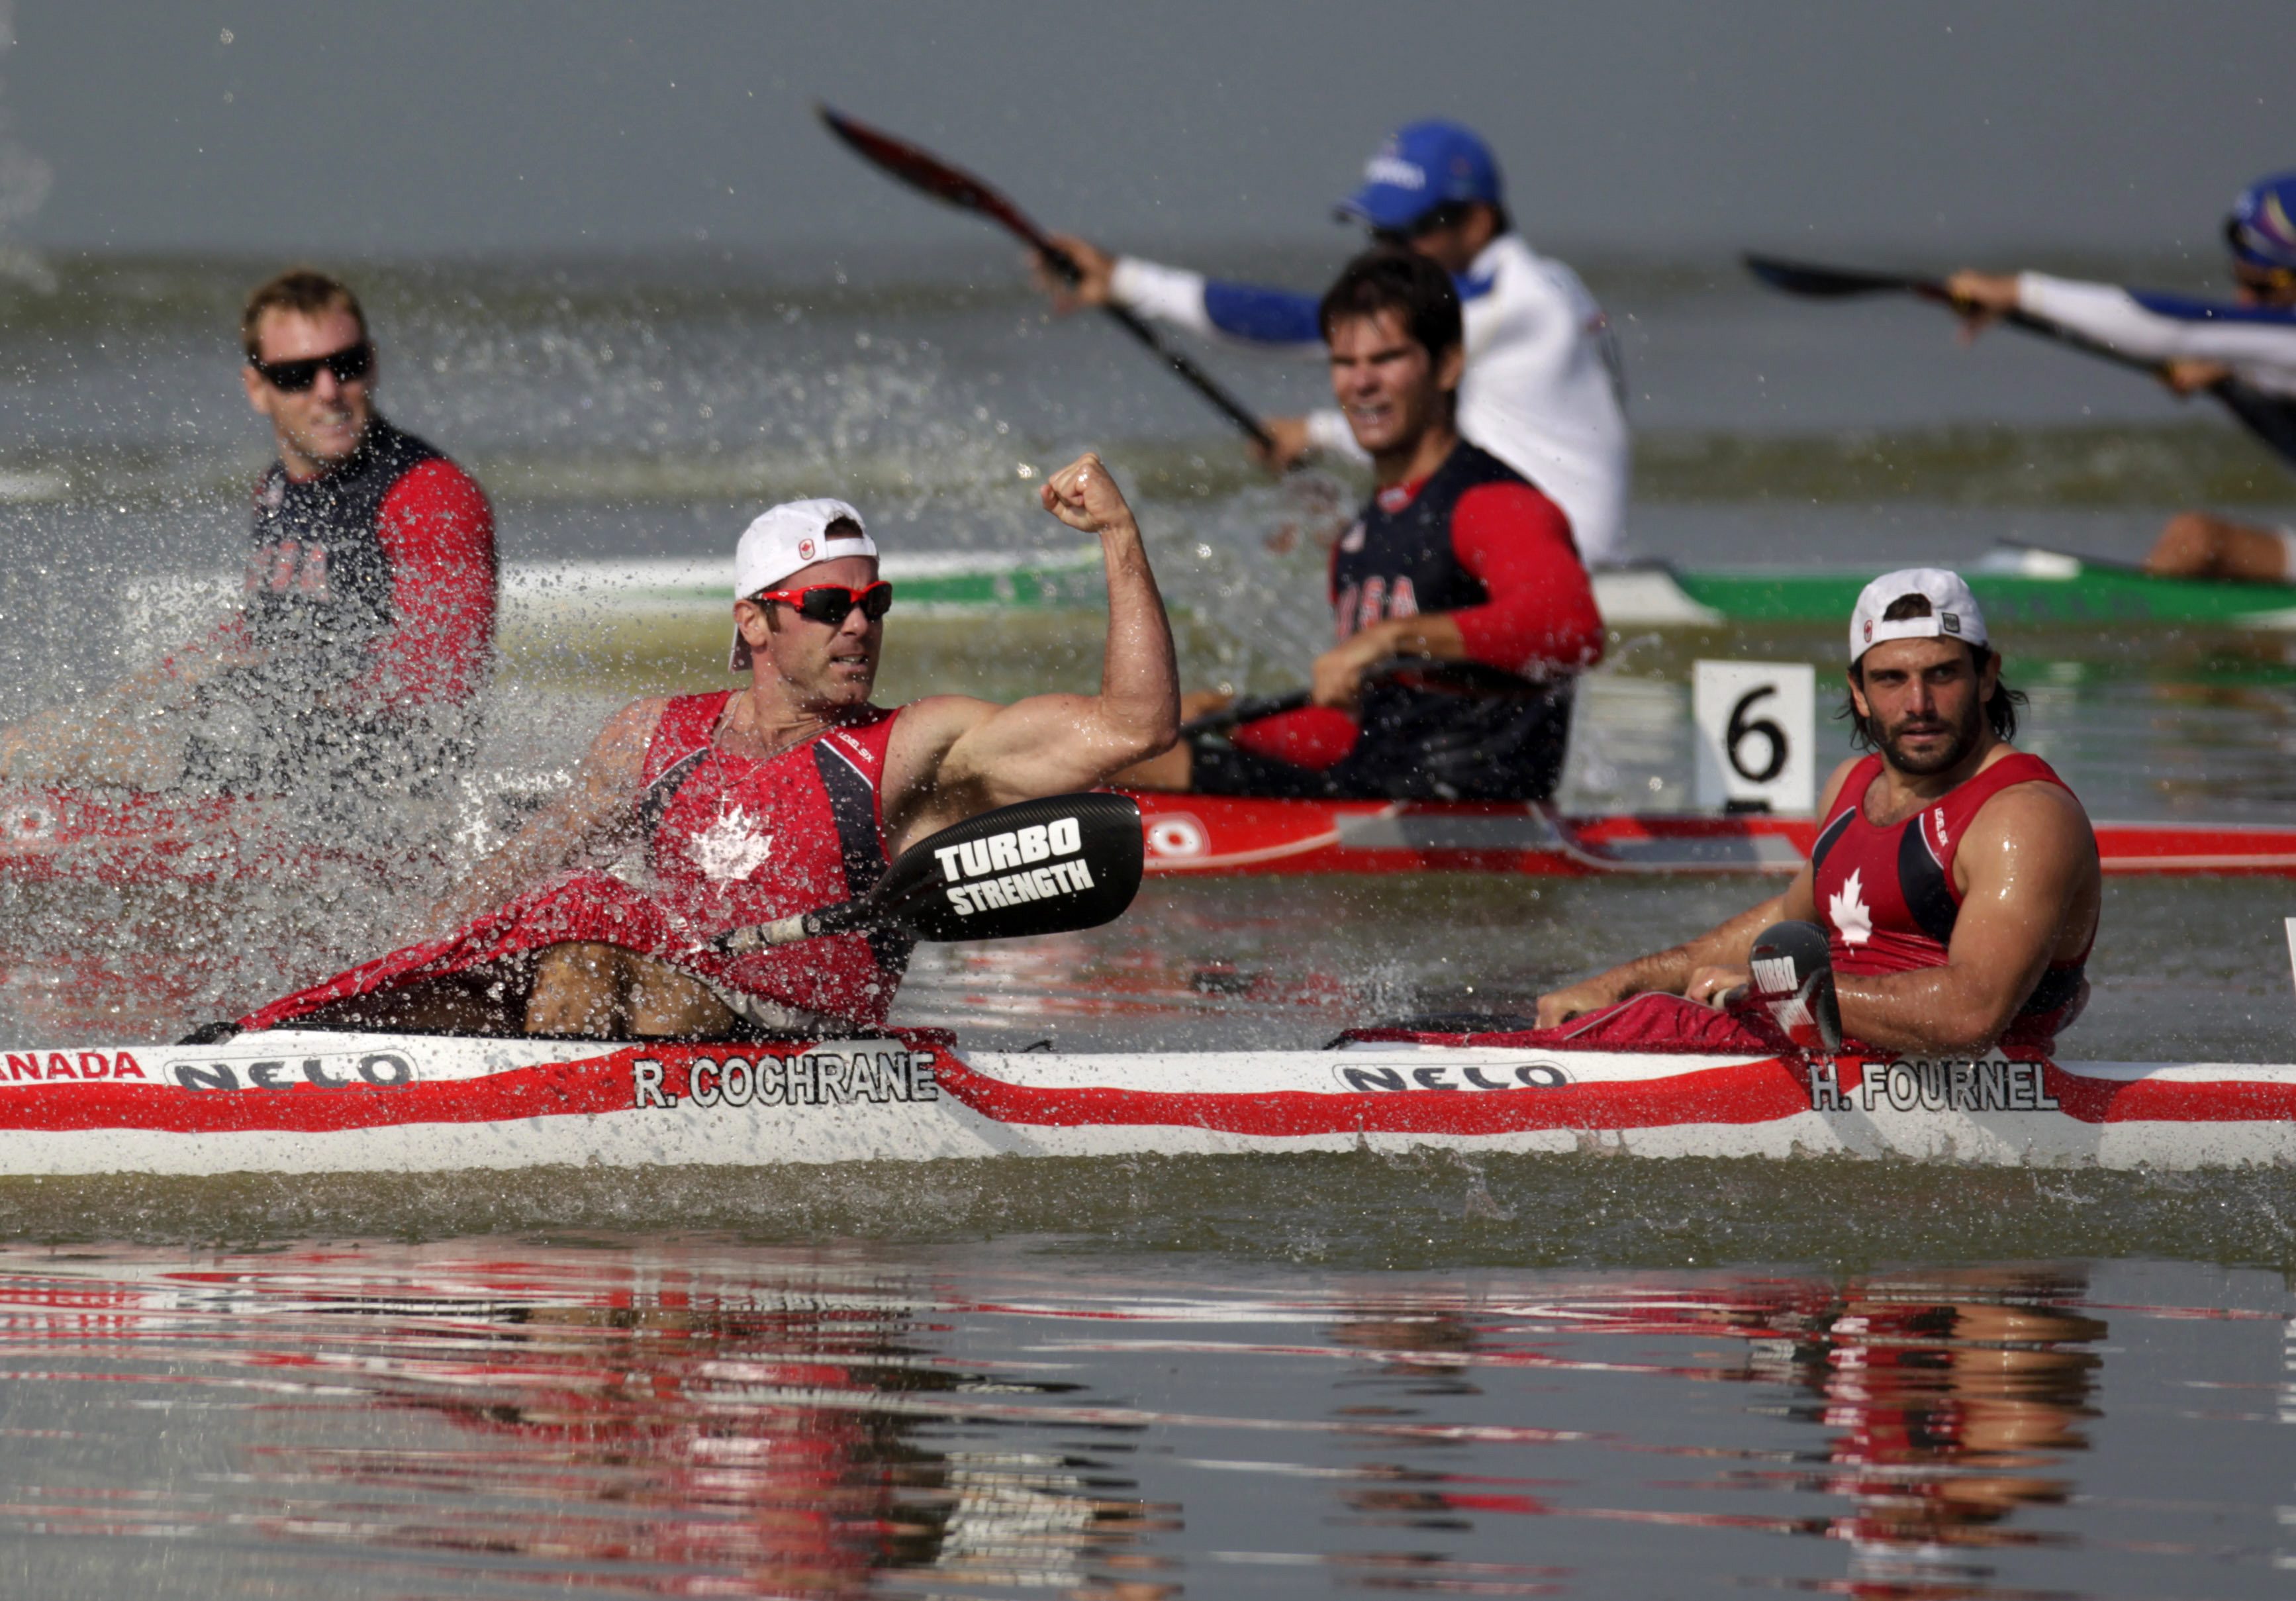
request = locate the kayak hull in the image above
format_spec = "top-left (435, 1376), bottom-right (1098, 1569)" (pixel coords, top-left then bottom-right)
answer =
top-left (1130, 793), bottom-right (2296, 877)
top-left (1, 1029), bottom-right (2291, 1175)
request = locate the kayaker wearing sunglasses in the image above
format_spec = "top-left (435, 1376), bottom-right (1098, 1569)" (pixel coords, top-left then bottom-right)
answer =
top-left (1028, 119), bottom-right (1633, 569)
top-left (0, 267), bottom-right (495, 804)
top-left (292, 455), bottom-right (1174, 1040)
top-left (1944, 172), bottom-right (2296, 583)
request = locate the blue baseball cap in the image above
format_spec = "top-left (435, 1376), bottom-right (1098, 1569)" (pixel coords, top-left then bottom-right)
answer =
top-left (1336, 121), bottom-right (1504, 232)
top-left (2227, 172), bottom-right (2296, 274)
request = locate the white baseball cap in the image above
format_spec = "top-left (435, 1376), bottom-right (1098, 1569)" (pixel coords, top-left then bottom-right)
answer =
top-left (1848, 567), bottom-right (1989, 665)
top-left (729, 497), bottom-right (877, 670)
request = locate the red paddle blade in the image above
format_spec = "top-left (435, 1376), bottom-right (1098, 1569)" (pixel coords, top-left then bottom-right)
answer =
top-left (818, 104), bottom-right (1049, 252)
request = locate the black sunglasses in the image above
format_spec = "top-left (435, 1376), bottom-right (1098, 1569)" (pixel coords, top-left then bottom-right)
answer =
top-left (248, 340), bottom-right (373, 393)
top-left (752, 580), bottom-right (894, 626)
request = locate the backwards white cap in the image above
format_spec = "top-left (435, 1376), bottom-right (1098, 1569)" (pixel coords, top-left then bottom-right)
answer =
top-left (1848, 567), bottom-right (1989, 665)
top-left (729, 497), bottom-right (877, 670)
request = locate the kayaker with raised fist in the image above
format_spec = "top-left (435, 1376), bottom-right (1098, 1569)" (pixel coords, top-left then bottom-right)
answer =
top-left (1032, 119), bottom-right (1633, 570)
top-left (1116, 249), bottom-right (1602, 803)
top-left (1946, 171), bottom-right (2296, 582)
top-left (0, 267), bottom-right (497, 803)
top-left (249, 454), bottom-right (1177, 1040)
top-left (1537, 571), bottom-right (2101, 1054)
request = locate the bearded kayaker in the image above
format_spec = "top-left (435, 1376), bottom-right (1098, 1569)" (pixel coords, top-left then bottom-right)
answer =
top-left (1032, 119), bottom-right (1633, 569)
top-left (256, 454), bottom-right (1176, 1040)
top-left (0, 267), bottom-right (497, 800)
top-left (1946, 171), bottom-right (2296, 582)
top-left (1115, 250), bottom-right (1602, 803)
top-left (1537, 570), bottom-right (2100, 1054)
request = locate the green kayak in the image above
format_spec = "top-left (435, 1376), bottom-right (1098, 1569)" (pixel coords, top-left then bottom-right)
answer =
top-left (1594, 545), bottom-right (2296, 630)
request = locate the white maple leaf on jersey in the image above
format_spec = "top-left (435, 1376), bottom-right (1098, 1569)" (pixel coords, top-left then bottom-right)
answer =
top-left (1828, 867), bottom-right (1873, 946)
top-left (689, 807), bottom-right (775, 883)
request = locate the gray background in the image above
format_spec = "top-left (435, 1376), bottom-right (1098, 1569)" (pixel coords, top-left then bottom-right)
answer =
top-left (5, 0), bottom-right (2290, 259)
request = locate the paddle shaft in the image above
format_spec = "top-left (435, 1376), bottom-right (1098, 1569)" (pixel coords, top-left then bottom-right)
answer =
top-left (1743, 252), bottom-right (2228, 393)
top-left (820, 107), bottom-right (1276, 453)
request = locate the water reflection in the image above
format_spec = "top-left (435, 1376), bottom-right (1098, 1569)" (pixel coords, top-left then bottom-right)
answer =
top-left (0, 1245), bottom-right (2272, 1598)
top-left (1796, 1271), bottom-right (2099, 1594)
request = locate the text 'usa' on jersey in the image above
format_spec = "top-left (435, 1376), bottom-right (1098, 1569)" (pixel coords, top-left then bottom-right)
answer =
top-left (1330, 442), bottom-right (1523, 640)
top-left (245, 417), bottom-right (441, 684)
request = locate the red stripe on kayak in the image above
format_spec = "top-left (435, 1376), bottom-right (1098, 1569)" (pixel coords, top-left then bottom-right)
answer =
top-left (2042, 1065), bottom-right (2296, 1122)
top-left (0, 1043), bottom-right (2290, 1139)
top-left (0, 1053), bottom-right (642, 1134)
top-left (0, 1036), bottom-right (955, 1136)
top-left (932, 1055), bottom-right (1817, 1134)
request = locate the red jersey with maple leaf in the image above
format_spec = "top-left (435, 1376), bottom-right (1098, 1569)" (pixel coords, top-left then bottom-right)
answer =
top-left (1807, 750), bottom-right (2092, 1043)
top-left (234, 693), bottom-right (913, 1035)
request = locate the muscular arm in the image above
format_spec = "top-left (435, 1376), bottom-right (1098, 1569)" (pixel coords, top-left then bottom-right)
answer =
top-left (887, 454), bottom-right (1178, 850)
top-left (428, 697), bottom-right (663, 929)
top-left (333, 460), bottom-right (498, 713)
top-left (1828, 784), bottom-right (2097, 1053)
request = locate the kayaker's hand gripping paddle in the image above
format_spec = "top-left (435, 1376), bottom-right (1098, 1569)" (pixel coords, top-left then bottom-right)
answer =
top-left (1743, 919), bottom-right (1843, 1055)
top-left (713, 791), bottom-right (1145, 953)
top-left (1743, 252), bottom-right (2226, 393)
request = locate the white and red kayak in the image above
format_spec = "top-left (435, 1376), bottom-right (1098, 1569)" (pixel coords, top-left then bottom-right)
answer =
top-left (1131, 791), bottom-right (2296, 877)
top-left (3, 1008), bottom-right (2292, 1175)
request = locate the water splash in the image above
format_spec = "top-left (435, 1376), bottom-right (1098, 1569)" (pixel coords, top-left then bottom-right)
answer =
top-left (0, 1), bottom-right (52, 293)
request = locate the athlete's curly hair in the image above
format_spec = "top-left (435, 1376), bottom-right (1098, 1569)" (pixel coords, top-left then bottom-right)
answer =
top-left (1840, 593), bottom-right (2026, 750)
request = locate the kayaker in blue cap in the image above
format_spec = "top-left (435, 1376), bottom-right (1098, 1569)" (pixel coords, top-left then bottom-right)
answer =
top-left (1031, 119), bottom-right (1633, 569)
top-left (1946, 172), bottom-right (2296, 582)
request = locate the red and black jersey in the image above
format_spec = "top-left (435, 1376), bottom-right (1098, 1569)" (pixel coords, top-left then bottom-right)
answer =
top-left (236, 694), bottom-right (916, 1034)
top-left (633, 691), bottom-right (914, 1018)
top-left (1196, 440), bottom-right (1601, 801)
top-left (1328, 439), bottom-right (1600, 673)
top-left (1810, 751), bottom-right (2093, 1045)
top-left (240, 415), bottom-right (496, 713)
top-left (183, 416), bottom-right (495, 795)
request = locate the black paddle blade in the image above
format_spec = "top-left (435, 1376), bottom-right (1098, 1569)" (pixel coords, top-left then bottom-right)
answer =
top-left (1743, 252), bottom-right (1938, 301)
top-left (818, 105), bottom-right (1051, 252)
top-left (873, 791), bottom-right (1144, 942)
top-left (1747, 919), bottom-right (1844, 1054)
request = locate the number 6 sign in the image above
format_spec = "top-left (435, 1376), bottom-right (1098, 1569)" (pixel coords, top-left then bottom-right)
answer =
top-left (1692, 660), bottom-right (1817, 814)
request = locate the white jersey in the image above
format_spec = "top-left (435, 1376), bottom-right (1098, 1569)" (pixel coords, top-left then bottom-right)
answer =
top-left (2017, 272), bottom-right (2296, 395)
top-left (1110, 234), bottom-right (1634, 567)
